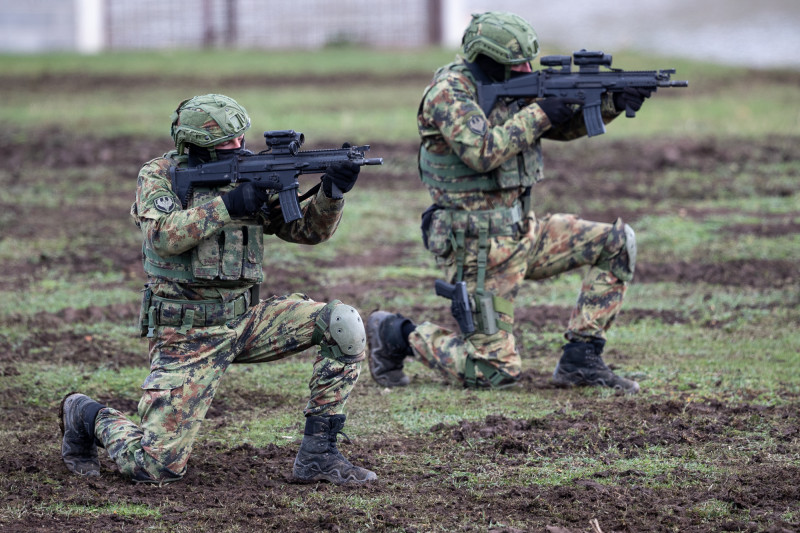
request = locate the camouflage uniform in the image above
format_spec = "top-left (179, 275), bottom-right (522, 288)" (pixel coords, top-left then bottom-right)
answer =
top-left (60, 94), bottom-right (375, 484)
top-left (92, 149), bottom-right (361, 483)
top-left (409, 55), bottom-right (631, 386)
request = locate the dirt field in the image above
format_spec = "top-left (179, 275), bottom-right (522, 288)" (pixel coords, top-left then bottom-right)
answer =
top-left (0, 80), bottom-right (798, 531)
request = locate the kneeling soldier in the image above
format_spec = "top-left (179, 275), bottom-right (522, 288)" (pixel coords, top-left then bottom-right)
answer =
top-left (60, 94), bottom-right (376, 484)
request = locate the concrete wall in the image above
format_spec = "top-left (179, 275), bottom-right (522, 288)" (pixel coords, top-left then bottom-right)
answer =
top-left (0, 0), bottom-right (798, 68)
top-left (0, 0), bottom-right (77, 52)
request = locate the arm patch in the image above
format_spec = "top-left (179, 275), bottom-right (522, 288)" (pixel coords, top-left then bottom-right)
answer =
top-left (153, 195), bottom-right (177, 213)
top-left (467, 113), bottom-right (487, 136)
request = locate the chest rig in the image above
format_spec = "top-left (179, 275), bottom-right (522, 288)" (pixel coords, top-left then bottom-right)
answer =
top-left (418, 60), bottom-right (543, 201)
top-left (141, 153), bottom-right (264, 287)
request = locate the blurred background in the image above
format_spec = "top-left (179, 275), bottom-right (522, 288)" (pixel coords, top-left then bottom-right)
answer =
top-left (1, 0), bottom-right (799, 69)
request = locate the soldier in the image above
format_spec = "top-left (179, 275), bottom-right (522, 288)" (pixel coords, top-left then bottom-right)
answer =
top-left (367, 12), bottom-right (649, 393)
top-left (59, 94), bottom-right (377, 485)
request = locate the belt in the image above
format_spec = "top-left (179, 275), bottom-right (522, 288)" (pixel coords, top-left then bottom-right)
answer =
top-left (446, 201), bottom-right (524, 239)
top-left (148, 291), bottom-right (250, 335)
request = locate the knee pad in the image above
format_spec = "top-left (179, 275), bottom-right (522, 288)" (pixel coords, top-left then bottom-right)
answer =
top-left (597, 218), bottom-right (636, 282)
top-left (312, 301), bottom-right (367, 364)
top-left (618, 223), bottom-right (637, 280)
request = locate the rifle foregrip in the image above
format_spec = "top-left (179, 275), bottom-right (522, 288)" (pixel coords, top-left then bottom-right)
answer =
top-left (330, 182), bottom-right (343, 200)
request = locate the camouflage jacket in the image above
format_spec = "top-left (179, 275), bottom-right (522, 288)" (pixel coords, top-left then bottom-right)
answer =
top-left (417, 56), bottom-right (621, 211)
top-left (131, 152), bottom-right (343, 301)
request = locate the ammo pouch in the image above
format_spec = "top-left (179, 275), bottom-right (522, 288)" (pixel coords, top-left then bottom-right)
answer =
top-left (141, 187), bottom-right (265, 286)
top-left (420, 204), bottom-right (443, 250)
top-left (419, 145), bottom-right (541, 194)
top-left (424, 202), bottom-right (523, 259)
top-left (139, 290), bottom-right (251, 337)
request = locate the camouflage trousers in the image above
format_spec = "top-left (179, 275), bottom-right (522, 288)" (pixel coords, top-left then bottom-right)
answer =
top-left (409, 213), bottom-right (629, 385)
top-left (94, 293), bottom-right (363, 483)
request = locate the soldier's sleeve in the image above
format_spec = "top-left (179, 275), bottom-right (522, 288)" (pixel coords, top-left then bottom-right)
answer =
top-left (135, 158), bottom-right (232, 256)
top-left (542, 93), bottom-right (621, 141)
top-left (424, 73), bottom-right (552, 173)
top-left (264, 187), bottom-right (343, 245)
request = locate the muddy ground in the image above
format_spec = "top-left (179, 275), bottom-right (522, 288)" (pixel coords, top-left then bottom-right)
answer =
top-left (0, 79), bottom-right (798, 531)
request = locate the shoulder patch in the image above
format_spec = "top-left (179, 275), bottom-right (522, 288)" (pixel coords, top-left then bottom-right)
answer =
top-left (153, 195), bottom-right (177, 213)
top-left (467, 114), bottom-right (487, 136)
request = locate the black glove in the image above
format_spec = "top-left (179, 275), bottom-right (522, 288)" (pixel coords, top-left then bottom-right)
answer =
top-left (537, 97), bottom-right (582, 126)
top-left (322, 160), bottom-right (360, 198)
top-left (613, 87), bottom-right (654, 114)
top-left (222, 182), bottom-right (269, 217)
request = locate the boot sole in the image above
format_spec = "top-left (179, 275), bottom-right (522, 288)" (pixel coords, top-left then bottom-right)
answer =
top-left (552, 368), bottom-right (639, 394)
top-left (293, 462), bottom-right (376, 485)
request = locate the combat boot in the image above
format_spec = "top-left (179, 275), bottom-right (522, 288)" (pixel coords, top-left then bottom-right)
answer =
top-left (552, 340), bottom-right (640, 394)
top-left (293, 414), bottom-right (377, 484)
top-left (366, 311), bottom-right (413, 387)
top-left (59, 392), bottom-right (106, 476)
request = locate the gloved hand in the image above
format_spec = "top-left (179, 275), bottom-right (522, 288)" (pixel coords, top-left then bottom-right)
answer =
top-left (222, 182), bottom-right (269, 217)
top-left (322, 160), bottom-right (360, 198)
top-left (613, 87), bottom-right (655, 114)
top-left (537, 97), bottom-right (583, 126)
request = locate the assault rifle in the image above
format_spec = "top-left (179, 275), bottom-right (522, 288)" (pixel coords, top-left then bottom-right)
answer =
top-left (472, 49), bottom-right (688, 137)
top-left (171, 130), bottom-right (383, 223)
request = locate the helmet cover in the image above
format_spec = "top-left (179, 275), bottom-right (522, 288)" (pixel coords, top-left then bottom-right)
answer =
top-left (462, 11), bottom-right (539, 66)
top-left (170, 93), bottom-right (250, 155)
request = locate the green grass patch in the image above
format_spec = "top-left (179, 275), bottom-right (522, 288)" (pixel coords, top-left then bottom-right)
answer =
top-left (42, 501), bottom-right (161, 519)
top-left (0, 275), bottom-right (137, 317)
top-left (0, 47), bottom-right (455, 77)
top-left (2, 48), bottom-right (798, 141)
top-left (635, 213), bottom-right (800, 262)
top-left (10, 363), bottom-right (149, 407)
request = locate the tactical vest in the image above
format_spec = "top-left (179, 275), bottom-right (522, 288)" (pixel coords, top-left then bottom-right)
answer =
top-left (141, 153), bottom-right (264, 287)
top-left (418, 60), bottom-right (543, 196)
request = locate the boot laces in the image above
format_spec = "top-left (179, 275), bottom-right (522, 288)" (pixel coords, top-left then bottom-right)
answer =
top-left (584, 351), bottom-right (612, 372)
top-left (328, 418), bottom-right (352, 446)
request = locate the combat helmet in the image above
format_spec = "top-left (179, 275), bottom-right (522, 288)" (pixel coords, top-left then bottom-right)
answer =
top-left (461, 11), bottom-right (539, 78)
top-left (170, 93), bottom-right (250, 157)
